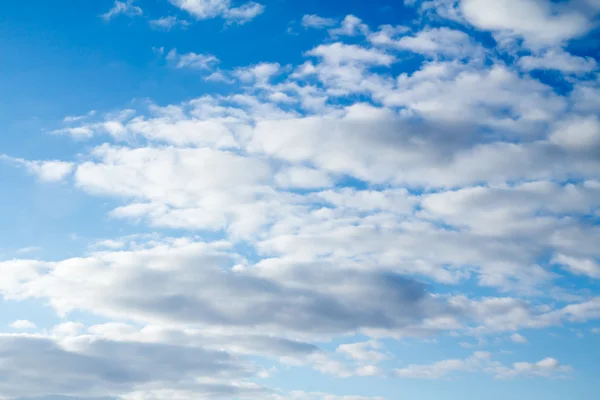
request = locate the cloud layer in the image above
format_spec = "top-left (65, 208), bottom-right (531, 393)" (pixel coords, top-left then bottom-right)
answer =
top-left (2, 0), bottom-right (600, 399)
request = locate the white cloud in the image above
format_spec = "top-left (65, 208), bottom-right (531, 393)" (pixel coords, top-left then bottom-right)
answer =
top-left (274, 166), bottom-right (333, 189)
top-left (168, 0), bottom-right (232, 19)
top-left (306, 43), bottom-right (395, 66)
top-left (205, 70), bottom-right (235, 83)
top-left (460, 0), bottom-right (592, 47)
top-left (301, 14), bottom-right (337, 29)
top-left (9, 320), bottom-right (37, 329)
top-left (329, 15), bottom-right (369, 37)
top-left (0, 333), bottom-right (264, 399)
top-left (519, 49), bottom-right (597, 73)
top-left (0, 239), bottom-right (462, 338)
top-left (373, 27), bottom-right (483, 59)
top-left (336, 341), bottom-right (390, 363)
top-left (101, 0), bottom-right (143, 21)
top-left (408, 0), bottom-right (595, 48)
top-left (235, 62), bottom-right (281, 83)
top-left (168, 0), bottom-right (264, 24)
top-left (275, 392), bottom-right (384, 400)
top-left (1, 155), bottom-right (74, 182)
top-left (495, 357), bottom-right (572, 379)
top-left (3, 9), bottom-right (600, 398)
top-left (149, 16), bottom-right (190, 30)
top-left (223, 2), bottom-right (265, 25)
top-left (549, 115), bottom-right (600, 151)
top-left (395, 351), bottom-right (571, 379)
top-left (15, 246), bottom-right (41, 255)
top-left (395, 351), bottom-right (490, 379)
top-left (553, 254), bottom-right (600, 279)
top-left (368, 24), bottom-right (410, 46)
top-left (167, 49), bottom-right (220, 70)
top-left (510, 333), bottom-right (527, 343)
top-left (63, 110), bottom-right (96, 123)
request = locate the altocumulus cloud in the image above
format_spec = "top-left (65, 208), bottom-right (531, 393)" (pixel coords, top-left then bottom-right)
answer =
top-left (1, 0), bottom-right (600, 399)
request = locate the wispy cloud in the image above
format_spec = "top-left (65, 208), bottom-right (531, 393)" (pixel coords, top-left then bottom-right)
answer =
top-left (101, 0), bottom-right (143, 21)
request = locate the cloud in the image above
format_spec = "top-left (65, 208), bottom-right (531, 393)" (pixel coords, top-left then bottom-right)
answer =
top-left (16, 246), bottom-right (41, 255)
top-left (510, 333), bottom-right (527, 343)
top-left (336, 341), bottom-right (390, 363)
top-left (371, 27), bottom-right (483, 59)
top-left (548, 115), bottom-right (600, 151)
top-left (301, 14), bottom-right (337, 29)
top-left (1, 155), bottom-right (74, 182)
top-left (0, 239), bottom-right (458, 338)
top-left (149, 16), bottom-right (190, 30)
top-left (306, 43), bottom-right (395, 66)
top-left (394, 351), bottom-right (571, 379)
top-left (101, 0), bottom-right (143, 21)
top-left (222, 2), bottom-right (265, 25)
top-left (552, 254), bottom-right (600, 279)
top-left (328, 15), bottom-right (369, 37)
top-left (166, 49), bottom-right (220, 70)
top-left (234, 62), bottom-right (282, 83)
top-left (273, 392), bottom-right (384, 400)
top-left (495, 357), bottom-right (573, 379)
top-left (63, 110), bottom-right (97, 123)
top-left (3, 7), bottom-right (600, 398)
top-left (459, 0), bottom-right (591, 47)
top-left (168, 0), bottom-right (264, 24)
top-left (408, 0), bottom-right (596, 48)
top-left (274, 166), bottom-right (333, 189)
top-left (9, 320), bottom-right (37, 329)
top-left (0, 334), bottom-right (262, 399)
top-left (519, 49), bottom-right (597, 73)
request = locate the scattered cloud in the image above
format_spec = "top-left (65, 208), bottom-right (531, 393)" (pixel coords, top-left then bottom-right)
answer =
top-left (149, 16), bottom-right (190, 30)
top-left (553, 254), bottom-right (600, 279)
top-left (101, 0), bottom-right (143, 21)
top-left (2, 2), bottom-right (600, 398)
top-left (510, 333), bottom-right (527, 344)
top-left (519, 49), bottom-right (597, 73)
top-left (166, 49), bottom-right (220, 70)
top-left (1, 155), bottom-right (74, 182)
top-left (329, 15), bottom-right (369, 37)
top-left (336, 341), bottom-right (390, 363)
top-left (395, 351), bottom-right (571, 380)
top-left (9, 320), bottom-right (37, 329)
top-left (301, 14), bottom-right (337, 29)
top-left (168, 0), bottom-right (264, 24)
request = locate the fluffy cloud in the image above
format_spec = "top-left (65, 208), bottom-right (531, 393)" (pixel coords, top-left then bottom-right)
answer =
top-left (2, 4), bottom-right (600, 398)
top-left (166, 49), bottom-right (220, 70)
top-left (328, 15), bottom-right (369, 37)
top-left (168, 0), bottom-right (264, 24)
top-left (336, 341), bottom-right (390, 364)
top-left (553, 254), bottom-right (600, 279)
top-left (9, 320), bottom-right (37, 329)
top-left (0, 334), bottom-right (263, 400)
top-left (408, 0), bottom-right (597, 48)
top-left (519, 49), bottom-right (597, 73)
top-left (510, 333), bottom-right (527, 344)
top-left (0, 238), bottom-right (454, 337)
top-left (460, 0), bottom-right (591, 47)
top-left (371, 27), bottom-right (482, 59)
top-left (1, 155), bottom-right (74, 182)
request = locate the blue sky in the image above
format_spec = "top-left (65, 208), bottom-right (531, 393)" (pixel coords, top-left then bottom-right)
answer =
top-left (1, 0), bottom-right (600, 399)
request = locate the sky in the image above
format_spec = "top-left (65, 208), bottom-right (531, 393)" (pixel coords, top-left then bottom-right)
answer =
top-left (0, 0), bottom-right (599, 399)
